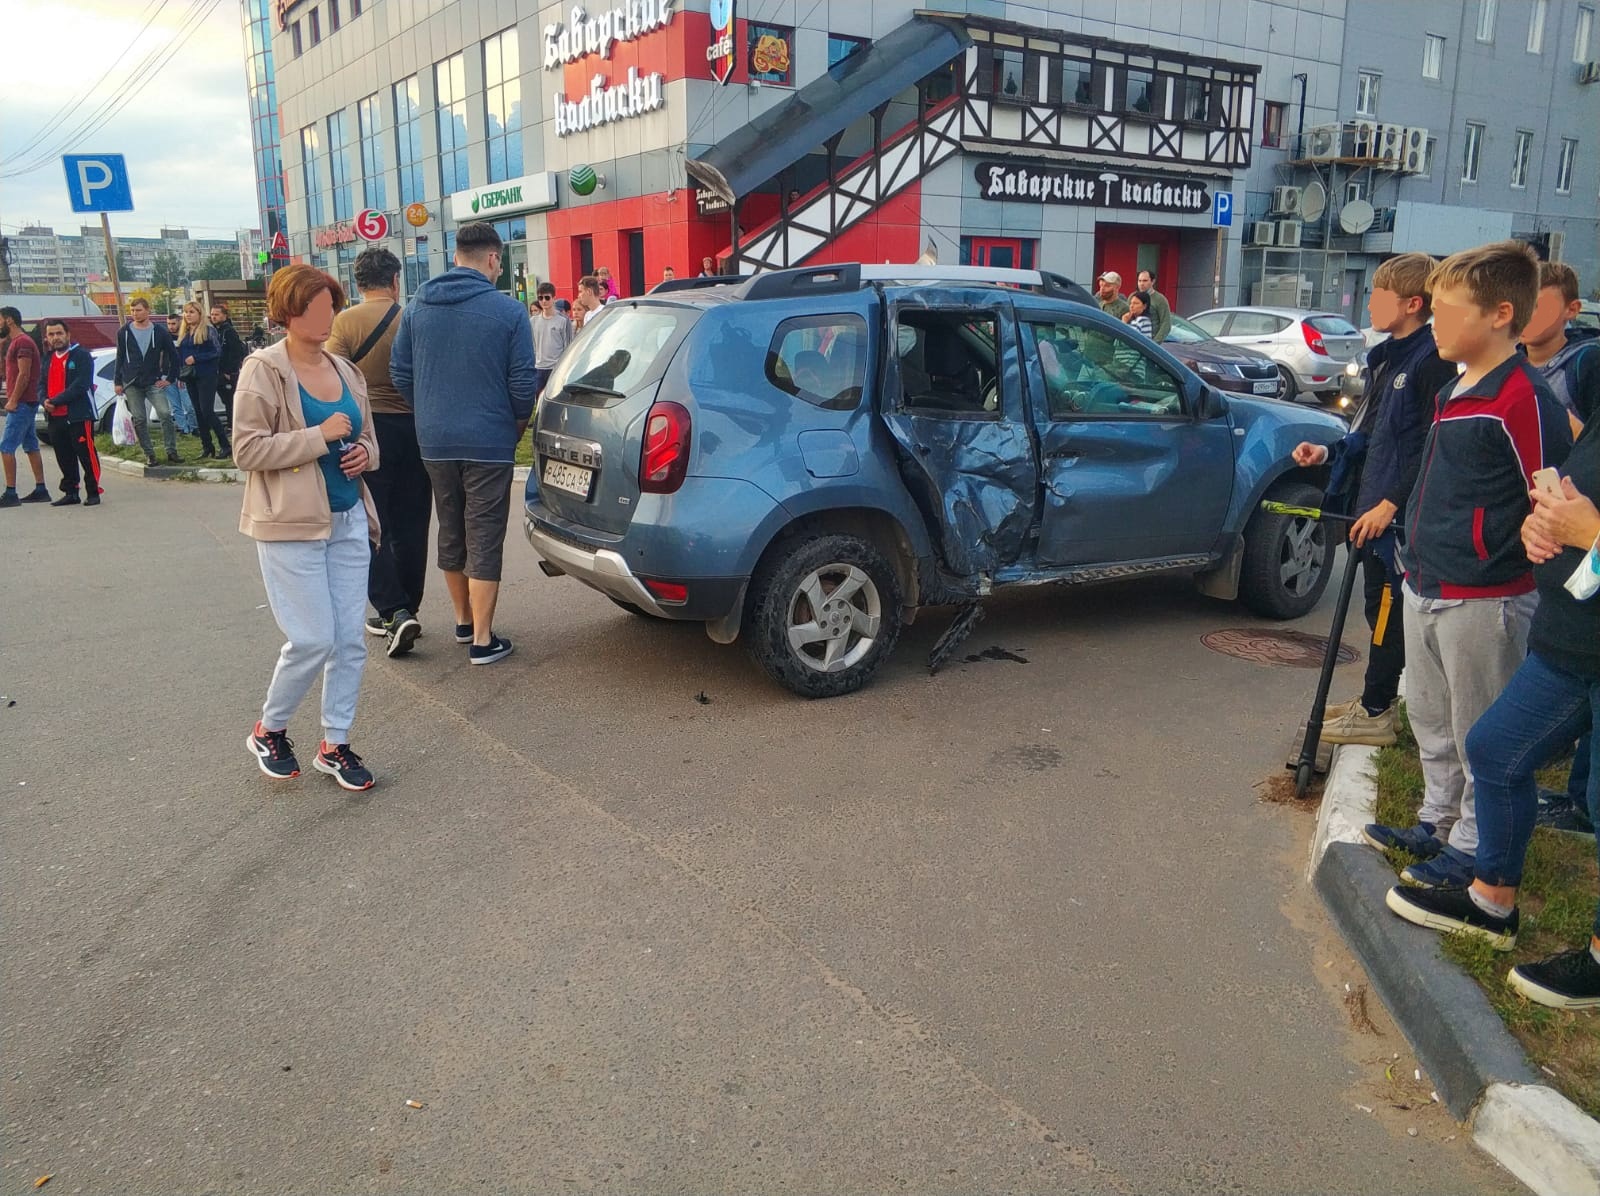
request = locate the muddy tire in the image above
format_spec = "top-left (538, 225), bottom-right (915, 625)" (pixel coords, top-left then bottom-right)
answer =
top-left (1239, 480), bottom-right (1335, 620)
top-left (746, 533), bottom-right (903, 699)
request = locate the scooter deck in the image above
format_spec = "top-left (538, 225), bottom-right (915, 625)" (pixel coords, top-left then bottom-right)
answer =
top-left (1285, 728), bottom-right (1336, 774)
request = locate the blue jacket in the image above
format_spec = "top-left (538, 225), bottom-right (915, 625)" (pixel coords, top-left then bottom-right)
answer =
top-left (114, 319), bottom-right (179, 388)
top-left (177, 325), bottom-right (221, 378)
top-left (390, 267), bottom-right (539, 464)
top-left (38, 344), bottom-right (97, 422)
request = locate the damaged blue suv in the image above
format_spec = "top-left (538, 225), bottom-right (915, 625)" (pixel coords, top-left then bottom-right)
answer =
top-left (524, 264), bottom-right (1346, 698)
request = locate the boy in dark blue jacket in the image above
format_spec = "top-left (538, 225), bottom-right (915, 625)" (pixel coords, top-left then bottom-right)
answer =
top-left (1364, 242), bottom-right (1572, 888)
top-left (1292, 253), bottom-right (1457, 747)
top-left (39, 319), bottom-right (102, 506)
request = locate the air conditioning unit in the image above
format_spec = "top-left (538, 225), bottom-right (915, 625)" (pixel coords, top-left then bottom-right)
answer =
top-left (1401, 126), bottom-right (1429, 173)
top-left (1249, 221), bottom-right (1277, 247)
top-left (1270, 185), bottom-right (1301, 215)
top-left (1579, 60), bottom-right (1600, 83)
top-left (1277, 220), bottom-right (1304, 248)
top-left (1351, 118), bottom-right (1380, 158)
top-left (1305, 123), bottom-right (1342, 160)
top-left (1376, 123), bottom-right (1406, 165)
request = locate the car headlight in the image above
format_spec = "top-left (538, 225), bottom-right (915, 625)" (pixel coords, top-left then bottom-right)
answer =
top-left (1196, 361), bottom-right (1241, 378)
top-left (1344, 360), bottom-right (1362, 377)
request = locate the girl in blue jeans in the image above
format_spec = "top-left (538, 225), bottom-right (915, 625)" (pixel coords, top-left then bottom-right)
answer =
top-left (1386, 427), bottom-right (1600, 1010)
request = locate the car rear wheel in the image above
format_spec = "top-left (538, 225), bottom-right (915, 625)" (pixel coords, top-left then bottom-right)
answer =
top-left (1239, 481), bottom-right (1335, 619)
top-left (746, 533), bottom-right (903, 699)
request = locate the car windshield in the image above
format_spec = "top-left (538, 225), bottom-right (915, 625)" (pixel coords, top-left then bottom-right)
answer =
top-left (1163, 314), bottom-right (1212, 344)
top-left (547, 305), bottom-right (692, 398)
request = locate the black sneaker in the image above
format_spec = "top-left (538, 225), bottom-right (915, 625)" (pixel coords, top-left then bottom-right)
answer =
top-left (166, 452), bottom-right (182, 464)
top-left (247, 722), bottom-right (300, 780)
top-left (0, 493), bottom-right (19, 508)
top-left (1385, 884), bottom-right (1519, 951)
top-left (20, 485), bottom-right (51, 504)
top-left (1509, 948), bottom-right (1600, 1010)
top-left (314, 742), bottom-right (374, 791)
top-left (454, 622), bottom-right (474, 644)
top-left (145, 453), bottom-right (158, 467)
top-left (1535, 794), bottom-right (1595, 837)
top-left (84, 491), bottom-right (101, 507)
top-left (385, 609), bottom-right (421, 658)
top-left (365, 614), bottom-right (388, 637)
top-left (50, 492), bottom-right (80, 507)
top-left (469, 633), bottom-right (514, 665)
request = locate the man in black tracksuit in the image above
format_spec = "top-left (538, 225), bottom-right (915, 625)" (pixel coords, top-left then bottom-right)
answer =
top-left (39, 319), bottom-right (102, 506)
top-left (1291, 253), bottom-right (1458, 746)
top-left (210, 303), bottom-right (249, 427)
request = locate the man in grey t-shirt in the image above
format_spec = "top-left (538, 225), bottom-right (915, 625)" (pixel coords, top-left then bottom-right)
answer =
top-left (530, 282), bottom-right (574, 400)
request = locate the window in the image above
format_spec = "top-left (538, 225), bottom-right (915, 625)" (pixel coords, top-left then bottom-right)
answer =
top-left (1355, 71), bottom-right (1380, 117)
top-left (483, 29), bottom-right (522, 183)
top-left (1181, 78), bottom-right (1216, 124)
top-left (1188, 311), bottom-right (1230, 336)
top-left (435, 53), bottom-right (469, 195)
top-left (291, 21), bottom-right (302, 56)
top-left (1423, 34), bottom-right (1445, 80)
top-left (547, 307), bottom-right (694, 399)
top-left (1556, 137), bottom-right (1577, 193)
top-left (1125, 68), bottom-right (1155, 114)
top-left (357, 93), bottom-right (385, 209)
top-left (748, 22), bottom-right (794, 86)
top-left (893, 311), bottom-right (1002, 417)
top-left (1476, 0), bottom-right (1496, 42)
top-left (327, 109), bottom-right (353, 220)
top-left (1528, 0), bottom-right (1546, 52)
top-left (1578, 6), bottom-right (1595, 62)
top-left (1229, 312), bottom-right (1292, 337)
top-left (1511, 128), bottom-right (1533, 188)
top-left (987, 47), bottom-right (1025, 99)
top-left (329, 0), bottom-right (340, 32)
top-left (351, 0), bottom-right (361, 14)
top-left (1061, 57), bottom-right (1094, 106)
top-left (766, 315), bottom-right (869, 410)
top-left (827, 34), bottom-right (869, 69)
top-left (1025, 318), bottom-right (1183, 419)
top-left (1421, 135), bottom-right (1438, 177)
top-left (1261, 100), bottom-right (1286, 148)
top-left (1345, 178), bottom-right (1368, 204)
top-left (393, 75), bottom-right (423, 209)
top-left (309, 7), bottom-right (321, 44)
top-left (299, 124), bottom-right (324, 228)
top-left (1462, 122), bottom-right (1484, 182)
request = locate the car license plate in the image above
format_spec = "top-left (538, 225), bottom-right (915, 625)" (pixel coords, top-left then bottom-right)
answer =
top-left (1253, 379), bottom-right (1278, 394)
top-left (543, 459), bottom-right (594, 498)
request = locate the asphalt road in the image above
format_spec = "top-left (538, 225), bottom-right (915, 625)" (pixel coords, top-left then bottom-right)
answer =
top-left (1, 477), bottom-right (1518, 1195)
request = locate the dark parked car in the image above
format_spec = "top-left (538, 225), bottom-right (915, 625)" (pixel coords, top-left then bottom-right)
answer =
top-left (1160, 313), bottom-right (1287, 399)
top-left (524, 264), bottom-right (1346, 698)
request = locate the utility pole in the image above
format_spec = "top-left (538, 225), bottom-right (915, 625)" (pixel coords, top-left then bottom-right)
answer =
top-left (100, 213), bottom-right (126, 321)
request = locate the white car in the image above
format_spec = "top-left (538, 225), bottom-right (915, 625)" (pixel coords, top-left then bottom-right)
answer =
top-left (1187, 306), bottom-right (1366, 402)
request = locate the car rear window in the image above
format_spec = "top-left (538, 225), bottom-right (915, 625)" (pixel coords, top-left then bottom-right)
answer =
top-left (1307, 315), bottom-right (1360, 336)
top-left (766, 314), bottom-right (869, 410)
top-left (546, 305), bottom-right (696, 401)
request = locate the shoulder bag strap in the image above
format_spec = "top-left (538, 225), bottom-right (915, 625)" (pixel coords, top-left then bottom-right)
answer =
top-left (349, 304), bottom-right (401, 364)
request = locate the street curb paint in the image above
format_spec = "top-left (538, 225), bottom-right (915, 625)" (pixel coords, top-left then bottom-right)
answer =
top-left (1310, 743), bottom-right (1600, 1193)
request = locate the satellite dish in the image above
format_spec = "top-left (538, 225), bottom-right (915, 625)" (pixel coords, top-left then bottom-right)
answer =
top-left (1300, 180), bottom-right (1328, 223)
top-left (1339, 199), bottom-right (1375, 234)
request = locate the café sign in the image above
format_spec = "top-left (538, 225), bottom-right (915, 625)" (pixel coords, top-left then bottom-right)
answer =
top-left (544, 1), bottom-right (674, 137)
top-left (448, 172), bottom-right (559, 222)
top-left (974, 161), bottom-right (1211, 214)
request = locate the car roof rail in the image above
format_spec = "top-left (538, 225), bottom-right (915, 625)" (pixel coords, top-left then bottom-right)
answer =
top-left (858, 264), bottom-right (1095, 305)
top-left (734, 263), bottom-right (863, 301)
top-left (651, 275), bottom-right (752, 294)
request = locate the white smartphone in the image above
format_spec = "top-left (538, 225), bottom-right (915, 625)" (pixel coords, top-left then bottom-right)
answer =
top-left (1531, 467), bottom-right (1563, 498)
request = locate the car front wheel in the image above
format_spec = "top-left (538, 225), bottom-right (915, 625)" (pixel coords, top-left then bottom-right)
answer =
top-left (1238, 481), bottom-right (1335, 619)
top-left (746, 533), bottom-right (903, 698)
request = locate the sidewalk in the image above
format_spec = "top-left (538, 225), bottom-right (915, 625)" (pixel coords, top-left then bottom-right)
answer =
top-left (101, 457), bottom-right (534, 486)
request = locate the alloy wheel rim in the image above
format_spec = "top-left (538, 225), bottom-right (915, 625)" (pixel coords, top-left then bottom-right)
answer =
top-left (785, 563), bottom-right (882, 673)
top-left (1279, 516), bottom-right (1325, 597)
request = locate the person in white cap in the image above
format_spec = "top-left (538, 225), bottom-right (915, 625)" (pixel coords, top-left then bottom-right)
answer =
top-left (1096, 272), bottom-right (1129, 320)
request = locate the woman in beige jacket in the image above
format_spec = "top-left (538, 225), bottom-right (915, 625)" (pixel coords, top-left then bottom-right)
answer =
top-left (235, 265), bottom-right (381, 791)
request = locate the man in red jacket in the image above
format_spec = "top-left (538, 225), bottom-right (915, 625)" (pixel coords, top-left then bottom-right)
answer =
top-left (40, 319), bottom-right (102, 507)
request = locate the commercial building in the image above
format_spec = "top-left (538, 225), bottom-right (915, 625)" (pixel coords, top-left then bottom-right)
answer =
top-left (240, 0), bottom-right (289, 265)
top-left (267, 0), bottom-right (1599, 315)
top-left (1, 226), bottom-right (251, 291)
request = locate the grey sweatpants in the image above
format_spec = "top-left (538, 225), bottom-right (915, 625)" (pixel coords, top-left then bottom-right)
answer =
top-left (123, 383), bottom-right (178, 457)
top-left (1402, 582), bottom-right (1536, 855)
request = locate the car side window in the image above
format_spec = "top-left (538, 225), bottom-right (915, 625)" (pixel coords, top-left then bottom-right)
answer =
top-left (765, 314), bottom-right (869, 410)
top-left (891, 309), bottom-right (1002, 418)
top-left (1025, 318), bottom-right (1183, 419)
top-left (1188, 312), bottom-right (1231, 336)
top-left (1228, 313), bottom-right (1289, 337)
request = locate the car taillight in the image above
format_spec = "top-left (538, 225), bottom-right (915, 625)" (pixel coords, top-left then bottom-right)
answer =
top-left (1302, 322), bottom-right (1328, 355)
top-left (640, 401), bottom-right (691, 493)
top-left (644, 579), bottom-right (688, 604)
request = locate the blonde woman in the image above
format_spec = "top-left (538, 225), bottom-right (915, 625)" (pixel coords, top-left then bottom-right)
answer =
top-left (176, 301), bottom-right (230, 459)
top-left (234, 265), bottom-right (380, 791)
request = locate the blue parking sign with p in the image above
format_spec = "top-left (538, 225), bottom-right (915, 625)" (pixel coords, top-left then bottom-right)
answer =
top-left (63, 154), bottom-right (134, 213)
top-left (1212, 191), bottom-right (1233, 227)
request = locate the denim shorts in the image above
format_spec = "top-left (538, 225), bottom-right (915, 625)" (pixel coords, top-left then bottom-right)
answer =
top-left (423, 460), bottom-right (515, 582)
top-left (0, 404), bottom-right (40, 454)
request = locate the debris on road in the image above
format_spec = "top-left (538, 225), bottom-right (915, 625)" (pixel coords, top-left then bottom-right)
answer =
top-left (35, 1177), bottom-right (52, 1189)
top-left (926, 603), bottom-right (985, 674)
top-left (694, 691), bottom-right (711, 705)
top-left (1355, 1104), bottom-right (1374, 1114)
top-left (405, 1099), bottom-right (424, 1109)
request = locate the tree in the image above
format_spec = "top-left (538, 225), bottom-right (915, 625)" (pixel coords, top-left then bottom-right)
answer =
top-left (150, 250), bottom-right (188, 290)
top-left (115, 248), bottom-right (133, 279)
top-left (195, 251), bottom-right (242, 281)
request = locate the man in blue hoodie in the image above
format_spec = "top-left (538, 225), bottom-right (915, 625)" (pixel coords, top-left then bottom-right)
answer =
top-left (390, 222), bottom-right (537, 666)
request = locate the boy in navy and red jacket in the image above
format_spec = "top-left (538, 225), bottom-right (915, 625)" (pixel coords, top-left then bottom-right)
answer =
top-left (39, 319), bottom-right (102, 507)
top-left (1362, 242), bottom-right (1572, 888)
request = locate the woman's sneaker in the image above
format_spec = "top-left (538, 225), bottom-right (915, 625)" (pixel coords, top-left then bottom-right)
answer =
top-left (1508, 948), bottom-right (1600, 1010)
top-left (469, 633), bottom-right (514, 665)
top-left (247, 722), bottom-right (300, 779)
top-left (314, 742), bottom-right (375, 791)
top-left (1384, 884), bottom-right (1519, 951)
top-left (1400, 844), bottom-right (1476, 888)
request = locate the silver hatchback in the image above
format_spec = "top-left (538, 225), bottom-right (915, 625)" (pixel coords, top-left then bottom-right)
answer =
top-left (1188, 306), bottom-right (1365, 402)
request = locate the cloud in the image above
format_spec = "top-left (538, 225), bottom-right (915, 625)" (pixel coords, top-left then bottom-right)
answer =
top-left (2, 0), bottom-right (261, 239)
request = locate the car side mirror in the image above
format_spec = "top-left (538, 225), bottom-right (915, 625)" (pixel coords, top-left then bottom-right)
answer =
top-left (1199, 385), bottom-right (1227, 420)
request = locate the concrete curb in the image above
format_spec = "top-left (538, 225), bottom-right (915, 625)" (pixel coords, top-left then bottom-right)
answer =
top-left (104, 461), bottom-right (533, 485)
top-left (1309, 743), bottom-right (1600, 1194)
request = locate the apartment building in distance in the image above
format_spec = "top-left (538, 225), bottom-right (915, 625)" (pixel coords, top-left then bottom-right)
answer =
top-left (2, 226), bottom-right (255, 291)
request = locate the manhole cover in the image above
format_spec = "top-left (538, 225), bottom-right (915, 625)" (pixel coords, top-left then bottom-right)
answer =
top-left (1201, 628), bottom-right (1359, 669)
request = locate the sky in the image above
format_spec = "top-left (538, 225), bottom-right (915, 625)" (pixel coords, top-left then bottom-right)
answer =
top-left (1, 0), bottom-right (261, 241)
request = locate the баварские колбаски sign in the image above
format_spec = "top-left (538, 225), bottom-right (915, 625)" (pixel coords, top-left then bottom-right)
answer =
top-left (975, 161), bottom-right (1211, 214)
